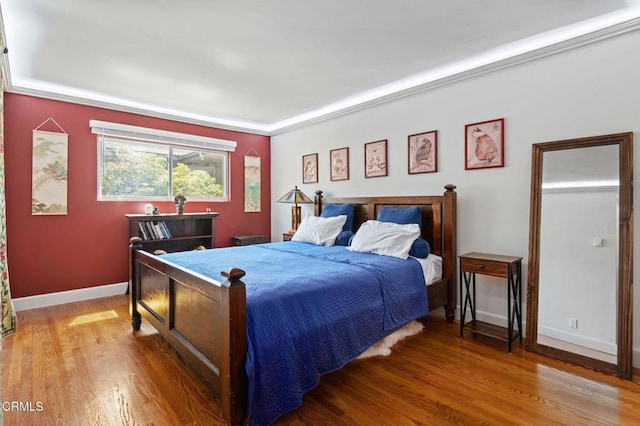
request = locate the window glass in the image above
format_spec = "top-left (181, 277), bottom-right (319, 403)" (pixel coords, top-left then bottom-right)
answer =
top-left (98, 137), bottom-right (228, 201)
top-left (171, 148), bottom-right (225, 198)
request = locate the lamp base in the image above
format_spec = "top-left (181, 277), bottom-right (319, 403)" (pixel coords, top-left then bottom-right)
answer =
top-left (291, 205), bottom-right (302, 232)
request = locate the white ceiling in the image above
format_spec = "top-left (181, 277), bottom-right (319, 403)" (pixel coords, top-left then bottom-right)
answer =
top-left (1, 1), bottom-right (640, 134)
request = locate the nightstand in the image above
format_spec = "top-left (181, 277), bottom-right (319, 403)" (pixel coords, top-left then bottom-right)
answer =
top-left (459, 252), bottom-right (523, 353)
top-left (282, 232), bottom-right (294, 241)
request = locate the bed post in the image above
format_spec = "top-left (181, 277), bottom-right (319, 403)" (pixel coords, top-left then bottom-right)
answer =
top-left (314, 190), bottom-right (324, 216)
top-left (219, 267), bottom-right (248, 426)
top-left (443, 184), bottom-right (457, 324)
top-left (129, 236), bottom-right (143, 331)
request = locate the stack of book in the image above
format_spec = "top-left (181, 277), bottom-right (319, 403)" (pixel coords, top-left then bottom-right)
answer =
top-left (138, 221), bottom-right (172, 240)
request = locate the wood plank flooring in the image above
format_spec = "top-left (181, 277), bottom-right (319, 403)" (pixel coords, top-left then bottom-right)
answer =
top-left (1, 294), bottom-right (639, 425)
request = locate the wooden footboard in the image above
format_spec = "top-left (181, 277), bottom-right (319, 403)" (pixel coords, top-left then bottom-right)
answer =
top-left (129, 239), bottom-right (247, 426)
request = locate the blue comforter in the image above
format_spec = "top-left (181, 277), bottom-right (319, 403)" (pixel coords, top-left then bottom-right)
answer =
top-left (162, 241), bottom-right (428, 425)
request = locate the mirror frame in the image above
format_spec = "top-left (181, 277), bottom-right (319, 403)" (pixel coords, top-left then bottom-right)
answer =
top-left (526, 132), bottom-right (633, 380)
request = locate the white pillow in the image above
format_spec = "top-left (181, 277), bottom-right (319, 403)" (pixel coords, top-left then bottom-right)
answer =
top-left (347, 220), bottom-right (420, 259)
top-left (291, 215), bottom-right (347, 246)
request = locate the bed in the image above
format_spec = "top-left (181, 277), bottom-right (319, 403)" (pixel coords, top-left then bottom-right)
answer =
top-left (129, 184), bottom-right (457, 425)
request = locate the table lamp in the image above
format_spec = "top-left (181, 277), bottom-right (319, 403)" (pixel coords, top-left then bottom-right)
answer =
top-left (277, 185), bottom-right (312, 234)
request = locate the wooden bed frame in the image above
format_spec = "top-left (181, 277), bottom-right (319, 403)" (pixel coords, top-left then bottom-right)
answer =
top-left (129, 184), bottom-right (457, 425)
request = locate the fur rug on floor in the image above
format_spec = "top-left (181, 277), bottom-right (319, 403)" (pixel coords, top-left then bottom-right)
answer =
top-left (357, 320), bottom-right (424, 359)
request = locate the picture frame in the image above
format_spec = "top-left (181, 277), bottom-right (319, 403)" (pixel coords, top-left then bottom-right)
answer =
top-left (465, 118), bottom-right (504, 170)
top-left (32, 130), bottom-right (69, 215)
top-left (302, 153), bottom-right (318, 183)
top-left (408, 130), bottom-right (437, 174)
top-left (364, 139), bottom-right (388, 178)
top-left (330, 147), bottom-right (349, 181)
top-left (243, 154), bottom-right (261, 212)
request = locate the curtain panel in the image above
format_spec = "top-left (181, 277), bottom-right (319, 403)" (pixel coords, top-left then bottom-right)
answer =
top-left (0, 34), bottom-right (16, 338)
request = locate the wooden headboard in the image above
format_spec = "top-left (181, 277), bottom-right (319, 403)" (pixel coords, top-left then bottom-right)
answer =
top-left (314, 184), bottom-right (456, 257)
top-left (313, 184), bottom-right (457, 321)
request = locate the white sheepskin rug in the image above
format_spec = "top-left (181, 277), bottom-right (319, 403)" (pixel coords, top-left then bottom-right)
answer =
top-left (357, 320), bottom-right (424, 359)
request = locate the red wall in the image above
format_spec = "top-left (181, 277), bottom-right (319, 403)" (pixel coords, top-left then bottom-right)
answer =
top-left (4, 93), bottom-right (271, 298)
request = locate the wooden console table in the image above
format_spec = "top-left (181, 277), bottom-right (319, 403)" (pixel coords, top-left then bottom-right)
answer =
top-left (459, 252), bottom-right (523, 353)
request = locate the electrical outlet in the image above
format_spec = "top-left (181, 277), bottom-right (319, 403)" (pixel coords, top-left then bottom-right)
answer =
top-left (569, 317), bottom-right (578, 329)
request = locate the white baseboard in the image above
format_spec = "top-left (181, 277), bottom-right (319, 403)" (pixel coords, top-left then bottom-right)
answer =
top-left (12, 282), bottom-right (128, 312)
top-left (459, 305), bottom-right (640, 368)
top-left (538, 324), bottom-right (617, 355)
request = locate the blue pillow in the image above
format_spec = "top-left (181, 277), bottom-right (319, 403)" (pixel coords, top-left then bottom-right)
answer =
top-left (335, 230), bottom-right (354, 246)
top-left (377, 206), bottom-right (422, 227)
top-left (321, 203), bottom-right (355, 232)
top-left (409, 238), bottom-right (430, 258)
top-left (378, 206), bottom-right (427, 257)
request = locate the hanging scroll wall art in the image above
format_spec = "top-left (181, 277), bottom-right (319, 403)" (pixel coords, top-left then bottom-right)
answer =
top-left (244, 148), bottom-right (261, 212)
top-left (32, 118), bottom-right (68, 215)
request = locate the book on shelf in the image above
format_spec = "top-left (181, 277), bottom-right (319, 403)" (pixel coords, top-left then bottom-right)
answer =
top-left (138, 222), bottom-right (150, 240)
top-left (139, 220), bottom-right (172, 240)
top-left (160, 221), bottom-right (172, 238)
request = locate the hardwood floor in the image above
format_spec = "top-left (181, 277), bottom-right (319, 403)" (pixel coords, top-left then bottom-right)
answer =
top-left (2, 295), bottom-right (639, 425)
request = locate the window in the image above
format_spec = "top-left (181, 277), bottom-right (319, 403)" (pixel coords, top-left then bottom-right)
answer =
top-left (92, 120), bottom-right (235, 201)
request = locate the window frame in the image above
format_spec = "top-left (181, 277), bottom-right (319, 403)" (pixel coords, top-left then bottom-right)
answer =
top-left (95, 131), bottom-right (233, 202)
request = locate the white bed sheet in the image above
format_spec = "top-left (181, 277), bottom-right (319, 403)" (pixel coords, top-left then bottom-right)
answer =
top-left (411, 253), bottom-right (443, 286)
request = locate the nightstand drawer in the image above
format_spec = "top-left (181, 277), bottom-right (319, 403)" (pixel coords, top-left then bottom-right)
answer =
top-left (460, 257), bottom-right (509, 278)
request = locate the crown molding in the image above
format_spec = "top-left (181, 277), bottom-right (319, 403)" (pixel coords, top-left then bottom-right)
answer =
top-left (4, 13), bottom-right (640, 136)
top-left (268, 15), bottom-right (640, 135)
top-left (5, 84), bottom-right (272, 135)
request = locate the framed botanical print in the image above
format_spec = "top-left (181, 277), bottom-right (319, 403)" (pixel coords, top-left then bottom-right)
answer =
top-left (408, 130), bottom-right (437, 174)
top-left (465, 118), bottom-right (504, 170)
top-left (330, 147), bottom-right (349, 181)
top-left (364, 139), bottom-right (387, 178)
top-left (302, 153), bottom-right (318, 183)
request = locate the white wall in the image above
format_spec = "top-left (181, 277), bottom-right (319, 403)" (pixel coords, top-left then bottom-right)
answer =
top-left (270, 30), bottom-right (640, 365)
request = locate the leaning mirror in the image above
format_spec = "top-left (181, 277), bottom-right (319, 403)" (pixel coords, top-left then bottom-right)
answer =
top-left (526, 132), bottom-right (633, 379)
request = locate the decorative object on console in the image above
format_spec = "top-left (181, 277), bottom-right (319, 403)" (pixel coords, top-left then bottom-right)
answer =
top-left (277, 185), bottom-right (313, 234)
top-left (465, 118), bottom-right (504, 170)
top-left (330, 147), bottom-right (349, 181)
top-left (174, 194), bottom-right (187, 214)
top-left (302, 153), bottom-right (318, 183)
top-left (364, 139), bottom-right (388, 178)
top-left (144, 203), bottom-right (153, 215)
top-left (408, 130), bottom-right (437, 174)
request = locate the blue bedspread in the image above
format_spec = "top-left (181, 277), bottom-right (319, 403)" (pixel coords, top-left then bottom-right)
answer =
top-left (162, 242), bottom-right (428, 425)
